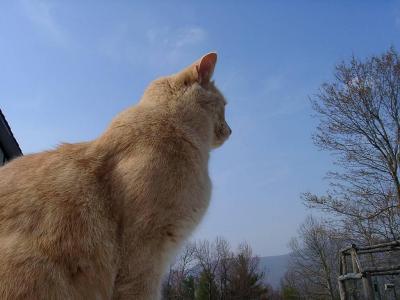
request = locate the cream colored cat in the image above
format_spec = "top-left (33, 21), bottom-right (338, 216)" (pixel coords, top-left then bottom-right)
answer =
top-left (0, 52), bottom-right (230, 299)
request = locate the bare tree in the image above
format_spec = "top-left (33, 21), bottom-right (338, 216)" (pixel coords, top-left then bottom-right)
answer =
top-left (304, 47), bottom-right (400, 243)
top-left (175, 242), bottom-right (196, 299)
top-left (163, 238), bottom-right (272, 300)
top-left (194, 239), bottom-right (221, 300)
top-left (228, 242), bottom-right (269, 300)
top-left (162, 242), bottom-right (196, 300)
top-left (215, 238), bottom-right (234, 300)
top-left (281, 271), bottom-right (306, 300)
top-left (285, 216), bottom-right (344, 300)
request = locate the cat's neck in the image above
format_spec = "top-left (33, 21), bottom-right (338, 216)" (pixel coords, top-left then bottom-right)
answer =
top-left (172, 104), bottom-right (213, 154)
top-left (93, 103), bottom-right (213, 161)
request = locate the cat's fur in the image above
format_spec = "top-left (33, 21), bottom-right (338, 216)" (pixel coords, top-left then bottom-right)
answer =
top-left (0, 52), bottom-right (230, 299)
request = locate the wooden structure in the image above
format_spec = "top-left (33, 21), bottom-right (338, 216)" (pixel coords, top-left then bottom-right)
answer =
top-left (338, 240), bottom-right (400, 300)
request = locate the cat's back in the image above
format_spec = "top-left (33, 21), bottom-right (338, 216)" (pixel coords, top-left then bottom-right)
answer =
top-left (0, 149), bottom-right (71, 225)
top-left (0, 144), bottom-right (118, 299)
top-left (0, 143), bottom-right (98, 214)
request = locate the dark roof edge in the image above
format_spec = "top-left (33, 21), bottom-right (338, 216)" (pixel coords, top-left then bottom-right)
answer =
top-left (0, 109), bottom-right (23, 158)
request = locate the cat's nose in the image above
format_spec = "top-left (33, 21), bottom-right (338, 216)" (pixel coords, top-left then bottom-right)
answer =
top-left (227, 125), bottom-right (232, 135)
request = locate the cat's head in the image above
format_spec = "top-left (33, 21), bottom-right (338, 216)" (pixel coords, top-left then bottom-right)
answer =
top-left (141, 52), bottom-right (231, 149)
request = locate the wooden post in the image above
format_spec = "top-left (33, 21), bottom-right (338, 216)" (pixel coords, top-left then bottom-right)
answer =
top-left (338, 280), bottom-right (347, 300)
top-left (361, 274), bottom-right (374, 300)
top-left (350, 248), bottom-right (359, 273)
top-left (339, 252), bottom-right (347, 300)
top-left (350, 245), bottom-right (375, 300)
top-left (339, 279), bottom-right (347, 300)
top-left (350, 247), bottom-right (360, 300)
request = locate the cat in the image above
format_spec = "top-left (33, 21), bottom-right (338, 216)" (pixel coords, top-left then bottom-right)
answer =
top-left (0, 52), bottom-right (231, 299)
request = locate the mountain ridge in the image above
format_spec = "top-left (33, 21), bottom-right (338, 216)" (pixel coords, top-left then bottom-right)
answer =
top-left (259, 253), bottom-right (290, 289)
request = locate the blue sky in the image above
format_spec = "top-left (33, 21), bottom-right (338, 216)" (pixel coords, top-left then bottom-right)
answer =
top-left (1, 1), bottom-right (400, 256)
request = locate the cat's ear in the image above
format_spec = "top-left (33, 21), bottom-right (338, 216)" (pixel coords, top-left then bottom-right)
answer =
top-left (176, 52), bottom-right (217, 85)
top-left (195, 52), bottom-right (217, 84)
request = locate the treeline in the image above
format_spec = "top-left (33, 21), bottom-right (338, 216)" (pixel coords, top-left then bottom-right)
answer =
top-left (161, 238), bottom-right (278, 300)
top-left (282, 48), bottom-right (400, 299)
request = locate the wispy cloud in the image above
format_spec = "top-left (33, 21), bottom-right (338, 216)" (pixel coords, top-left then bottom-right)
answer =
top-left (396, 15), bottom-right (400, 29)
top-left (212, 159), bottom-right (291, 190)
top-left (394, 8), bottom-right (400, 29)
top-left (174, 27), bottom-right (207, 48)
top-left (146, 27), bottom-right (206, 48)
top-left (19, 0), bottom-right (67, 45)
top-left (260, 74), bottom-right (309, 119)
top-left (263, 75), bottom-right (284, 95)
top-left (100, 25), bottom-right (207, 69)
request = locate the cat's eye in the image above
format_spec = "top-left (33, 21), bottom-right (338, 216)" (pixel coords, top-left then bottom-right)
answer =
top-left (183, 80), bottom-right (189, 86)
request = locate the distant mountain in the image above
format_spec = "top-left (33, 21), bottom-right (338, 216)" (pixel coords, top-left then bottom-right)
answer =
top-left (258, 253), bottom-right (291, 289)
